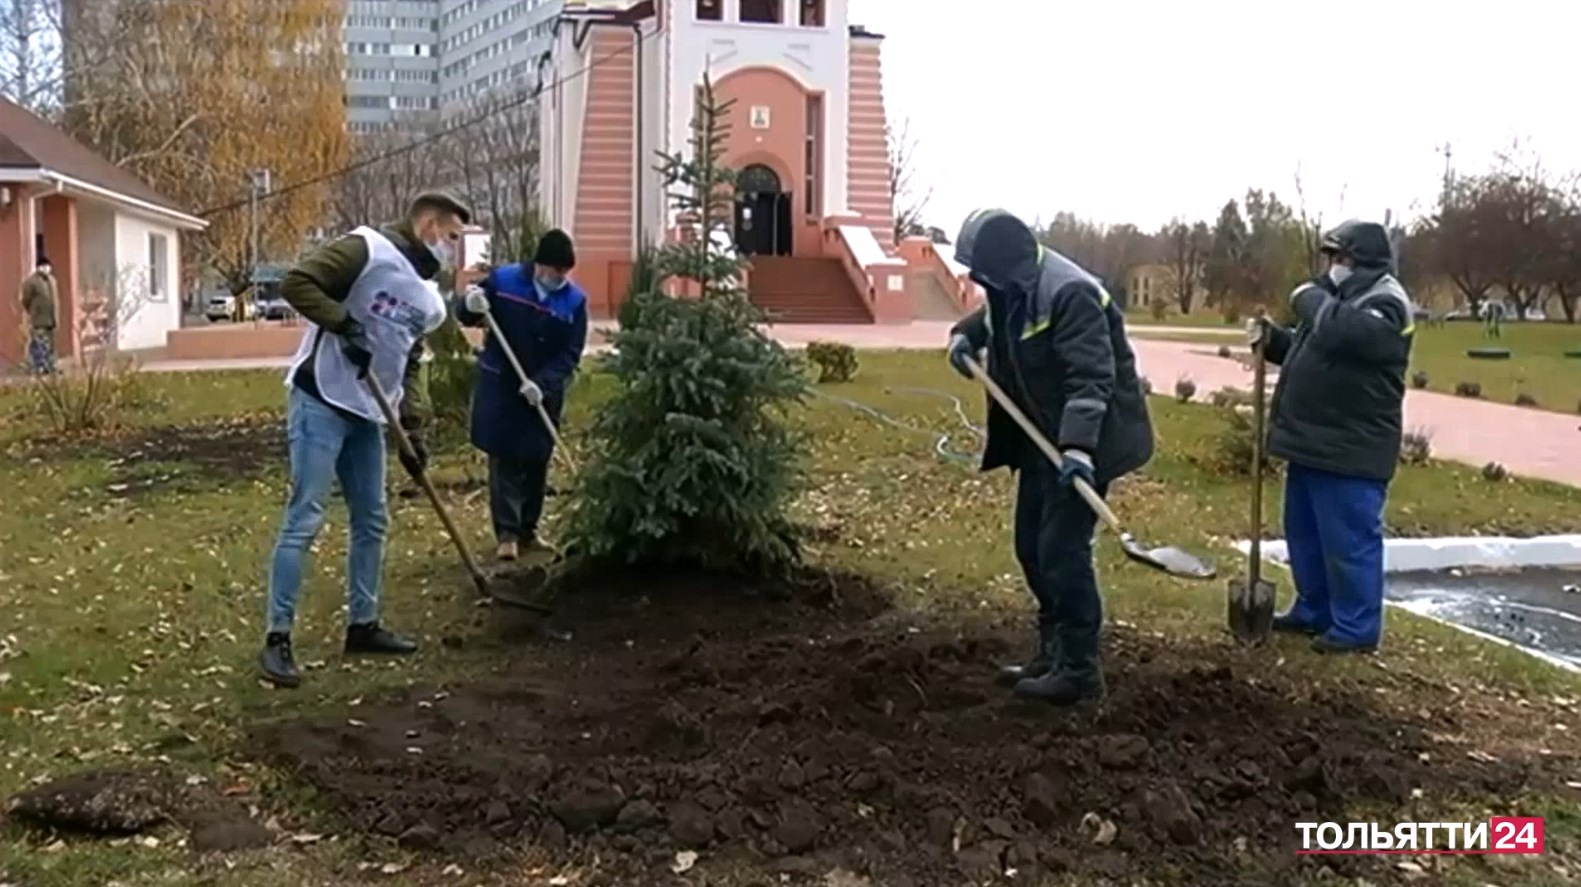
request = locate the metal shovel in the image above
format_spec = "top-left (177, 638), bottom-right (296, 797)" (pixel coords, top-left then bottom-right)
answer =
top-left (1228, 317), bottom-right (1276, 642)
top-left (363, 373), bottom-right (555, 615)
top-left (962, 356), bottom-right (1216, 580)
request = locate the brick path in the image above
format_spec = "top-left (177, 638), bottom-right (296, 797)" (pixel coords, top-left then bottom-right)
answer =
top-left (132, 322), bottom-right (1580, 488)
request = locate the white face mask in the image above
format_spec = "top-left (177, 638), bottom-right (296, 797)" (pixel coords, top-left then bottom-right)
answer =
top-left (1328, 264), bottom-right (1353, 286)
top-left (427, 238), bottom-right (455, 268)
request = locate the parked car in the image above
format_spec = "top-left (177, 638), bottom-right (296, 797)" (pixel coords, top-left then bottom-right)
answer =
top-left (203, 291), bottom-right (254, 322)
top-left (255, 291), bottom-right (296, 321)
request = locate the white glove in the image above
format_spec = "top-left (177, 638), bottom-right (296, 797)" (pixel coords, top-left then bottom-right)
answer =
top-left (463, 285), bottom-right (489, 315)
top-left (1245, 318), bottom-right (1265, 347)
top-left (519, 378), bottom-right (543, 406)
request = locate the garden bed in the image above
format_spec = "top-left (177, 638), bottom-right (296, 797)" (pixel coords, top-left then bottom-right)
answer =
top-left (251, 568), bottom-right (1565, 886)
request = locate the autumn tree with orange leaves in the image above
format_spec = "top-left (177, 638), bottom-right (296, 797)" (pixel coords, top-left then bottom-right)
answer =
top-left (63, 0), bottom-right (348, 293)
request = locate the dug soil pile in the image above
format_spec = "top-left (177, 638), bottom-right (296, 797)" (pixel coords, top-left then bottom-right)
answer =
top-left (254, 570), bottom-right (1570, 885)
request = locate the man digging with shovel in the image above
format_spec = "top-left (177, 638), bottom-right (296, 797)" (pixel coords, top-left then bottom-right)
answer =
top-left (258, 192), bottom-right (472, 688)
top-left (456, 229), bottom-right (588, 563)
top-left (1248, 220), bottom-right (1415, 654)
top-left (945, 208), bottom-right (1155, 706)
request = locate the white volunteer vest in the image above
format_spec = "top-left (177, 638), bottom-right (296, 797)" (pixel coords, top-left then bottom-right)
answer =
top-left (287, 226), bottom-right (447, 423)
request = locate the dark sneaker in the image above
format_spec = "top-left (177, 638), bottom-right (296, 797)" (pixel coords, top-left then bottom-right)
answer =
top-left (259, 633), bottom-right (302, 688)
top-left (345, 622), bottom-right (419, 655)
top-left (1013, 666), bottom-right (1106, 706)
top-left (1311, 634), bottom-right (1378, 655)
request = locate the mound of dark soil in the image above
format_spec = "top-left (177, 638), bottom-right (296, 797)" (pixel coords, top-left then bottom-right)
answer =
top-left (253, 570), bottom-right (1567, 885)
top-left (5, 767), bottom-right (271, 853)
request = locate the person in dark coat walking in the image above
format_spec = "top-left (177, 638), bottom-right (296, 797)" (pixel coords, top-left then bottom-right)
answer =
top-left (946, 208), bottom-right (1154, 706)
top-left (1248, 220), bottom-right (1414, 654)
top-left (457, 229), bottom-right (588, 561)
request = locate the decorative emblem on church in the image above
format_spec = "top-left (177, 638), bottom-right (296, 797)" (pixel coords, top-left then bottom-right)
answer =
top-left (749, 105), bottom-right (770, 129)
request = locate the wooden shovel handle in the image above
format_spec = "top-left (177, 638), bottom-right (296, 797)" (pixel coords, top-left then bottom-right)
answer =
top-left (962, 356), bottom-right (1124, 535)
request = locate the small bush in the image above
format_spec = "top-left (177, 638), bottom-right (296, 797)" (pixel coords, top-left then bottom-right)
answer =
top-left (1514, 392), bottom-right (1538, 408)
top-left (1410, 370), bottom-right (1429, 390)
top-left (1207, 404), bottom-right (1279, 478)
top-left (1221, 303), bottom-right (1243, 325)
top-left (1453, 381), bottom-right (1482, 398)
top-left (1217, 344), bottom-right (1232, 359)
top-left (1208, 386), bottom-right (1252, 409)
top-left (1138, 376), bottom-right (1153, 396)
top-left (1174, 376), bottom-right (1197, 403)
top-left (805, 340), bottom-right (859, 383)
top-left (1400, 429), bottom-right (1432, 465)
top-left (1482, 462), bottom-right (1509, 482)
top-left (1148, 300), bottom-right (1169, 321)
top-left (26, 352), bottom-right (163, 436)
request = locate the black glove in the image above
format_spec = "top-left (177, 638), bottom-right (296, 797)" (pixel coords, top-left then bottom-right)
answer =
top-left (1058, 449), bottom-right (1097, 490)
top-left (397, 427), bottom-right (429, 480)
top-left (337, 318), bottom-right (373, 378)
top-left (947, 334), bottom-right (976, 379)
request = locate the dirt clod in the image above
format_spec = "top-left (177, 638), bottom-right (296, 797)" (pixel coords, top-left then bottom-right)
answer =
top-left (665, 801), bottom-right (713, 848)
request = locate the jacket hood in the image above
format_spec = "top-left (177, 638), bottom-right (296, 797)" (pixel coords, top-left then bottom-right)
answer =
top-left (1320, 219), bottom-right (1393, 271)
top-left (953, 208), bottom-right (1041, 294)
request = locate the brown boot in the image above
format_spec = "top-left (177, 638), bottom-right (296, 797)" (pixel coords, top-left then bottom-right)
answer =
top-left (496, 540), bottom-right (519, 561)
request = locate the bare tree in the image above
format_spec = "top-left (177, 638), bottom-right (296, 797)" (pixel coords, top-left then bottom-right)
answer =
top-left (442, 89), bottom-right (542, 263)
top-left (1161, 218), bottom-right (1209, 313)
top-left (0, 0), bottom-right (60, 112)
top-left (887, 119), bottom-right (930, 242)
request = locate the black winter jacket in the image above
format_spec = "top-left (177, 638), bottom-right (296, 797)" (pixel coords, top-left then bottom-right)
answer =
top-left (949, 209), bottom-right (1153, 482)
top-left (1265, 221), bottom-right (1415, 482)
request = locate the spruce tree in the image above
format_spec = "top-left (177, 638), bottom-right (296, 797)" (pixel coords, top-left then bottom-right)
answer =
top-left (566, 73), bottom-right (809, 573)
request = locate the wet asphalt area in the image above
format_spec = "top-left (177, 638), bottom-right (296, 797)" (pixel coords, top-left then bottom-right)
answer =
top-left (1388, 567), bottom-right (1581, 669)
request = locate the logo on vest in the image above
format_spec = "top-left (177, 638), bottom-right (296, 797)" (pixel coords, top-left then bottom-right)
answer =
top-left (370, 290), bottom-right (431, 336)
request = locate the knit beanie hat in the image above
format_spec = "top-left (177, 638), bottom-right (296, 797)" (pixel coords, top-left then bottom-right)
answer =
top-left (532, 229), bottom-right (576, 269)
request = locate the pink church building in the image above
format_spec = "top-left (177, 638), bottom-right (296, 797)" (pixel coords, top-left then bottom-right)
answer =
top-left (536, 0), bottom-right (978, 323)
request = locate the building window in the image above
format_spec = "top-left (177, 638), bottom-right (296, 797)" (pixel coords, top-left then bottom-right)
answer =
top-left (739, 0), bottom-right (780, 23)
top-left (695, 0), bottom-right (721, 20)
top-left (804, 94), bottom-right (821, 217)
top-left (147, 233), bottom-right (169, 301)
top-left (799, 0), bottom-right (823, 26)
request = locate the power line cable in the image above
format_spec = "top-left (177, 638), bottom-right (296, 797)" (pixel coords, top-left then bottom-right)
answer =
top-left (198, 22), bottom-right (656, 218)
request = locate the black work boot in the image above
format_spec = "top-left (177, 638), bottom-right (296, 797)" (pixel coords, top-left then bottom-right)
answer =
top-left (995, 625), bottom-right (1059, 688)
top-left (1271, 612), bottom-right (1325, 635)
top-left (259, 632), bottom-right (301, 688)
top-left (345, 622), bottom-right (419, 655)
top-left (1013, 630), bottom-right (1104, 706)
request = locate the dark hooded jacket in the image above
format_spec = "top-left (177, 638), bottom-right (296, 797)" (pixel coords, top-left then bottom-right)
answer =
top-left (948, 209), bottom-right (1153, 482)
top-left (1264, 219), bottom-right (1415, 482)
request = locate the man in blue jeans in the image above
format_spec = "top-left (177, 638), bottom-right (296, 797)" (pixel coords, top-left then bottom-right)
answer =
top-left (260, 192), bottom-right (471, 688)
top-left (1250, 220), bottom-right (1415, 654)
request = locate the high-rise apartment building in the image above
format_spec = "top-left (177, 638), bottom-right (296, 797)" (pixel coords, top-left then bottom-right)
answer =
top-left (342, 0), bottom-right (443, 132)
top-left (342, 0), bottom-right (562, 131)
top-left (437, 0), bottom-right (560, 109)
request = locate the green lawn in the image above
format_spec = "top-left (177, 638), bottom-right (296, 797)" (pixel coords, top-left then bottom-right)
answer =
top-left (1, 355), bottom-right (1579, 885)
top-left (1126, 319), bottom-right (1581, 414)
top-left (1408, 321), bottom-right (1581, 411)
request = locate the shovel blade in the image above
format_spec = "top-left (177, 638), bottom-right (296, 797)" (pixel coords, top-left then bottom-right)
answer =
top-left (1227, 577), bottom-right (1277, 643)
top-left (1119, 535), bottom-right (1217, 580)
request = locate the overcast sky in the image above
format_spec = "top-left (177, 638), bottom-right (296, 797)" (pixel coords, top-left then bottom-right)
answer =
top-left (848, 0), bottom-right (1579, 236)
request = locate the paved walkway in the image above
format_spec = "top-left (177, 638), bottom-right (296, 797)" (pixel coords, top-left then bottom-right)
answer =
top-left (132, 323), bottom-right (1580, 488)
